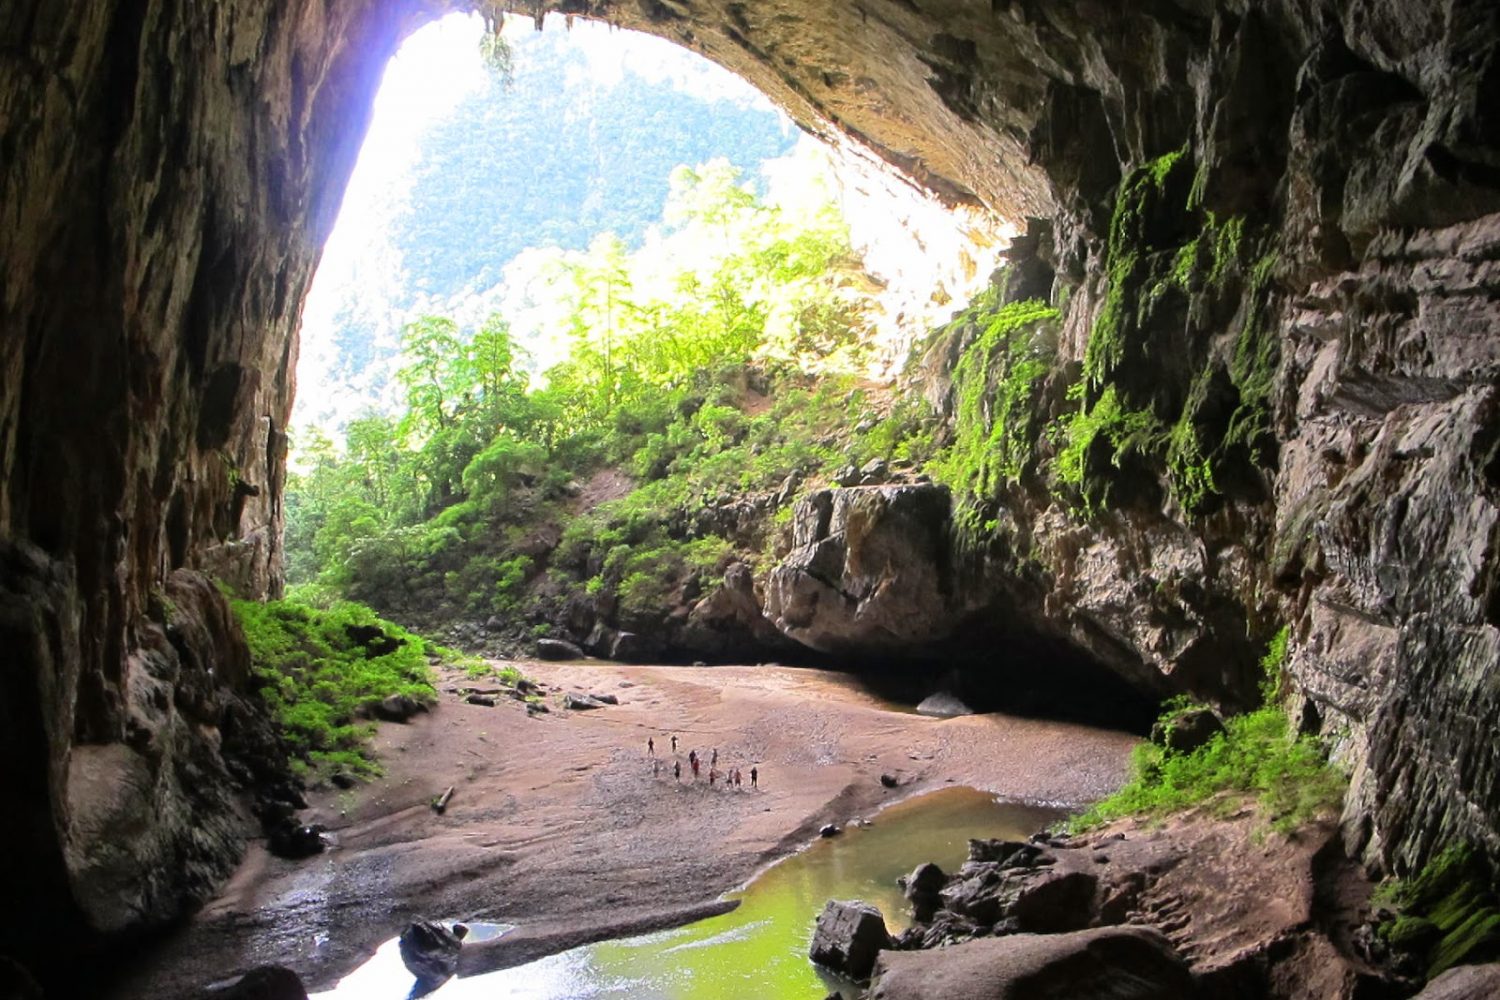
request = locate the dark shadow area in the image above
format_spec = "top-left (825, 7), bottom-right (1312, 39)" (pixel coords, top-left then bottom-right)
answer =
top-left (841, 631), bottom-right (1161, 736)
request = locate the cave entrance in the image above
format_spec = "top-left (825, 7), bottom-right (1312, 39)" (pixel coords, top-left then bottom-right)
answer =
top-left (288, 11), bottom-right (1006, 664)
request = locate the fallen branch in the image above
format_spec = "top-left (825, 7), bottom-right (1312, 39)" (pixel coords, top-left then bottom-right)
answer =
top-left (432, 785), bottom-right (455, 814)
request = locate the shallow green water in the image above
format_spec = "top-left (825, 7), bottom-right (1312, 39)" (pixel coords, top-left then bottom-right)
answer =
top-left (314, 787), bottom-right (1059, 1000)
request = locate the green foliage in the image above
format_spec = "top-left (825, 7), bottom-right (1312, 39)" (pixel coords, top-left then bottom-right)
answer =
top-left (929, 298), bottom-right (1059, 504)
top-left (232, 599), bottom-right (442, 779)
top-left (1377, 845), bottom-right (1500, 978)
top-left (1069, 629), bottom-right (1344, 834)
top-left (1052, 385), bottom-right (1166, 515)
top-left (1083, 146), bottom-right (1190, 392)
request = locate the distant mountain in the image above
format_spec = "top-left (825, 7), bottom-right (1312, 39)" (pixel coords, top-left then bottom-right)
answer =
top-left (296, 17), bottom-right (799, 429)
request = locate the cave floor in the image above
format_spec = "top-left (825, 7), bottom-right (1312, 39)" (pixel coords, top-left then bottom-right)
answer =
top-left (109, 660), bottom-right (1138, 998)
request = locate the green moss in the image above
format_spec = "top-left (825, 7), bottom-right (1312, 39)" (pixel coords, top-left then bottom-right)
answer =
top-left (928, 297), bottom-right (1059, 506)
top-left (233, 598), bottom-right (455, 780)
top-left (1051, 384), bottom-right (1166, 516)
top-left (1083, 145), bottom-right (1191, 392)
top-left (1068, 628), bottom-right (1344, 834)
top-left (1378, 845), bottom-right (1500, 978)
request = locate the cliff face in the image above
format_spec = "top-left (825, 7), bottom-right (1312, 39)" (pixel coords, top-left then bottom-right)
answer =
top-left (2, 0), bottom-right (1498, 986)
top-left (0, 0), bottom-right (433, 982)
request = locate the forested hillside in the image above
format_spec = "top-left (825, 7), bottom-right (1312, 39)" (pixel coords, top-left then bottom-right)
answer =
top-left (298, 18), bottom-right (798, 424)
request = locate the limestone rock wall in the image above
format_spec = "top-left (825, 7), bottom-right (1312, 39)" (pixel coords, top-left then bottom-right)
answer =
top-left (0, 0), bottom-right (435, 982)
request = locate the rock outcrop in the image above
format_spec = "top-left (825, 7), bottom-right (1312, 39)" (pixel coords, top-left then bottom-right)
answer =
top-left (867, 926), bottom-right (1195, 1000)
top-left (764, 485), bottom-right (958, 655)
top-left (3, 0), bottom-right (1499, 990)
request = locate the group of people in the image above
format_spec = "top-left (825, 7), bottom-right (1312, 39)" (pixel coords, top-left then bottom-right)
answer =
top-left (646, 735), bottom-right (758, 790)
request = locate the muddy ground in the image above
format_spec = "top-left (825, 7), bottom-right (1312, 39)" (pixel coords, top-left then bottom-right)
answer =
top-left (110, 660), bottom-right (1138, 998)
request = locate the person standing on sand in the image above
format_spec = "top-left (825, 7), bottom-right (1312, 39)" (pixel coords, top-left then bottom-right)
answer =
top-left (674, 760), bottom-right (681, 781)
top-left (709, 767), bottom-right (717, 787)
top-left (691, 756), bottom-right (700, 780)
top-left (648, 737), bottom-right (655, 756)
top-left (711, 748), bottom-right (718, 768)
top-left (671, 735), bottom-right (678, 753)
top-left (750, 766), bottom-right (758, 789)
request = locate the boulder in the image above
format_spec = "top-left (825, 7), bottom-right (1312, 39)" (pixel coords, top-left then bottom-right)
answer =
top-left (1151, 706), bottom-right (1225, 754)
top-left (1007, 870), bottom-right (1099, 934)
top-left (588, 692), bottom-right (620, 705)
top-left (867, 926), bottom-right (1193, 1000)
top-left (821, 823), bottom-right (842, 837)
top-left (880, 772), bottom-right (901, 788)
top-left (266, 822), bottom-right (324, 860)
top-left (763, 486), bottom-right (960, 656)
top-left (904, 862), bottom-right (947, 922)
top-left (206, 965), bottom-right (308, 999)
top-left (1412, 965), bottom-right (1500, 1000)
top-left (563, 693), bottom-right (606, 711)
top-left (609, 630), bottom-right (660, 662)
top-left (535, 638), bottom-right (585, 661)
top-left (373, 694), bottom-right (422, 722)
top-left (809, 900), bottom-right (892, 980)
top-left (464, 694), bottom-right (495, 707)
top-left (398, 920), bottom-right (468, 986)
top-left (344, 623), bottom-right (402, 657)
top-left (916, 692), bottom-right (974, 718)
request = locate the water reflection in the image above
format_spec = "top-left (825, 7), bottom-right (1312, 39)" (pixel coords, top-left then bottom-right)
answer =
top-left (314, 788), bottom-right (1060, 1000)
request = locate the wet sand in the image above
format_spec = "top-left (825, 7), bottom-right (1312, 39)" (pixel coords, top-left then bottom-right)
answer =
top-left (110, 660), bottom-right (1138, 998)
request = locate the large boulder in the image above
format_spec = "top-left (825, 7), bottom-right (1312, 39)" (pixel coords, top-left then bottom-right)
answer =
top-left (1411, 965), bottom-right (1500, 1000)
top-left (867, 926), bottom-right (1193, 1000)
top-left (535, 638), bottom-right (585, 661)
top-left (764, 486), bottom-right (961, 656)
top-left (398, 920), bottom-right (467, 986)
top-left (809, 900), bottom-right (892, 981)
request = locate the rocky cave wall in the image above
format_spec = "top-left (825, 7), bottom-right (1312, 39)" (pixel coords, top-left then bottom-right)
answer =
top-left (0, 0), bottom-right (442, 982)
top-left (1, 0), bottom-right (1498, 986)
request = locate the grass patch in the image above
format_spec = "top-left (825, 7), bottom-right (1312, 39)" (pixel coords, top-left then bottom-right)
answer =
top-left (233, 598), bottom-right (447, 780)
top-left (1068, 627), bottom-right (1345, 833)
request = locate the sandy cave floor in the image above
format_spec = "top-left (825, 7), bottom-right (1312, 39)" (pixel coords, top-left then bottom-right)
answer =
top-left (110, 659), bottom-right (1139, 998)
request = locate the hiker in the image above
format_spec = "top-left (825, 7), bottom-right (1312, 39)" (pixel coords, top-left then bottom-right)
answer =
top-left (750, 766), bottom-right (758, 789)
top-left (691, 757), bottom-right (700, 779)
top-left (689, 749), bottom-right (697, 767)
top-left (733, 768), bottom-right (742, 788)
top-left (711, 748), bottom-right (718, 768)
top-left (648, 737), bottom-right (655, 756)
top-left (671, 735), bottom-right (678, 753)
top-left (709, 767), bottom-right (717, 787)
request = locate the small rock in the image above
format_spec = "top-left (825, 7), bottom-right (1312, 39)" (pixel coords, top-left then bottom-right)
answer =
top-left (1151, 705), bottom-right (1225, 754)
top-left (820, 823), bottom-right (842, 838)
top-left (207, 965), bottom-right (308, 1000)
top-left (880, 772), bottom-right (900, 788)
top-left (915, 692), bottom-right (973, 718)
top-left (484, 616), bottom-right (505, 632)
top-left (398, 920), bottom-right (465, 986)
top-left (465, 694), bottom-right (495, 707)
top-left (588, 692), bottom-right (620, 705)
top-left (268, 822), bottom-right (325, 859)
top-left (809, 900), bottom-right (892, 980)
top-left (373, 694), bottom-right (421, 722)
top-left (329, 772), bottom-right (357, 790)
top-left (526, 702), bottom-right (549, 715)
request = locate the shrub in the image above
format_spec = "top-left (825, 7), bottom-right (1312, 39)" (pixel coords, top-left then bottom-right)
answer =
top-left (233, 599), bottom-right (443, 780)
top-left (1068, 627), bottom-right (1344, 834)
